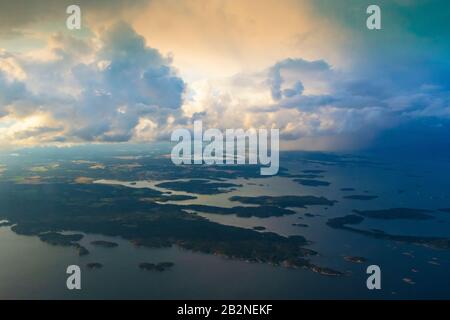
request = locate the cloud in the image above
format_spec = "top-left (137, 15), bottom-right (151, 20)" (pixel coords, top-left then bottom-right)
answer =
top-left (182, 53), bottom-right (450, 151)
top-left (0, 22), bottom-right (185, 146)
top-left (0, 71), bottom-right (28, 107)
top-left (1, 1), bottom-right (450, 153)
top-left (66, 22), bottom-right (186, 142)
top-left (132, 0), bottom-right (348, 82)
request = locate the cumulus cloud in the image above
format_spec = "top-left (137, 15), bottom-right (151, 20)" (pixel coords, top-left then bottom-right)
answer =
top-left (269, 58), bottom-right (330, 101)
top-left (67, 22), bottom-right (186, 142)
top-left (0, 22), bottom-right (185, 146)
top-left (182, 54), bottom-right (450, 150)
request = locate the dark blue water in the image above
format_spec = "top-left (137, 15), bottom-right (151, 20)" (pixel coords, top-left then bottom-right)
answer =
top-left (1, 150), bottom-right (449, 299)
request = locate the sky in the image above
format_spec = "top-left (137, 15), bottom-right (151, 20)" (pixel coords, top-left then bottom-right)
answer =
top-left (0, 0), bottom-right (449, 152)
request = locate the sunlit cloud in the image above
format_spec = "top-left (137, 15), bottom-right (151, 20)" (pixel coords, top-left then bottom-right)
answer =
top-left (1, 0), bottom-right (450, 152)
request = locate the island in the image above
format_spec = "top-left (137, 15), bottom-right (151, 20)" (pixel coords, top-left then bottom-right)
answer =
top-left (292, 223), bottom-right (308, 228)
top-left (179, 204), bottom-right (296, 218)
top-left (326, 214), bottom-right (364, 228)
top-left (76, 245), bottom-right (90, 256)
top-left (38, 232), bottom-right (84, 246)
top-left (152, 194), bottom-right (197, 202)
top-left (33, 232), bottom-right (90, 256)
top-left (327, 215), bottom-right (450, 250)
top-left (252, 226), bottom-right (266, 231)
top-left (287, 174), bottom-right (324, 179)
top-left (86, 262), bottom-right (103, 269)
top-left (139, 262), bottom-right (175, 272)
top-left (293, 179), bottom-right (330, 187)
top-left (353, 208), bottom-right (434, 220)
top-left (302, 170), bottom-right (326, 174)
top-left (310, 265), bottom-right (344, 276)
top-left (91, 240), bottom-right (119, 248)
top-left (156, 179), bottom-right (241, 194)
top-left (344, 256), bottom-right (367, 264)
top-left (229, 195), bottom-right (337, 208)
top-left (343, 195), bottom-right (378, 200)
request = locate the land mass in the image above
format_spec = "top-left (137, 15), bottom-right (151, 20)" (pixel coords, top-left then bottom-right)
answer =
top-left (87, 262), bottom-right (103, 269)
top-left (293, 179), bottom-right (331, 187)
top-left (139, 262), bottom-right (174, 272)
top-left (327, 215), bottom-right (450, 250)
top-left (91, 240), bottom-right (119, 248)
top-left (180, 204), bottom-right (296, 218)
top-left (353, 208), bottom-right (434, 220)
top-left (156, 179), bottom-right (241, 194)
top-left (229, 195), bottom-right (337, 208)
top-left (33, 232), bottom-right (89, 256)
top-left (302, 170), bottom-right (326, 174)
top-left (37, 232), bottom-right (83, 246)
top-left (0, 182), bottom-right (342, 275)
top-left (344, 256), bottom-right (367, 264)
top-left (253, 226), bottom-right (266, 231)
top-left (343, 195), bottom-right (378, 200)
top-left (292, 223), bottom-right (309, 228)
